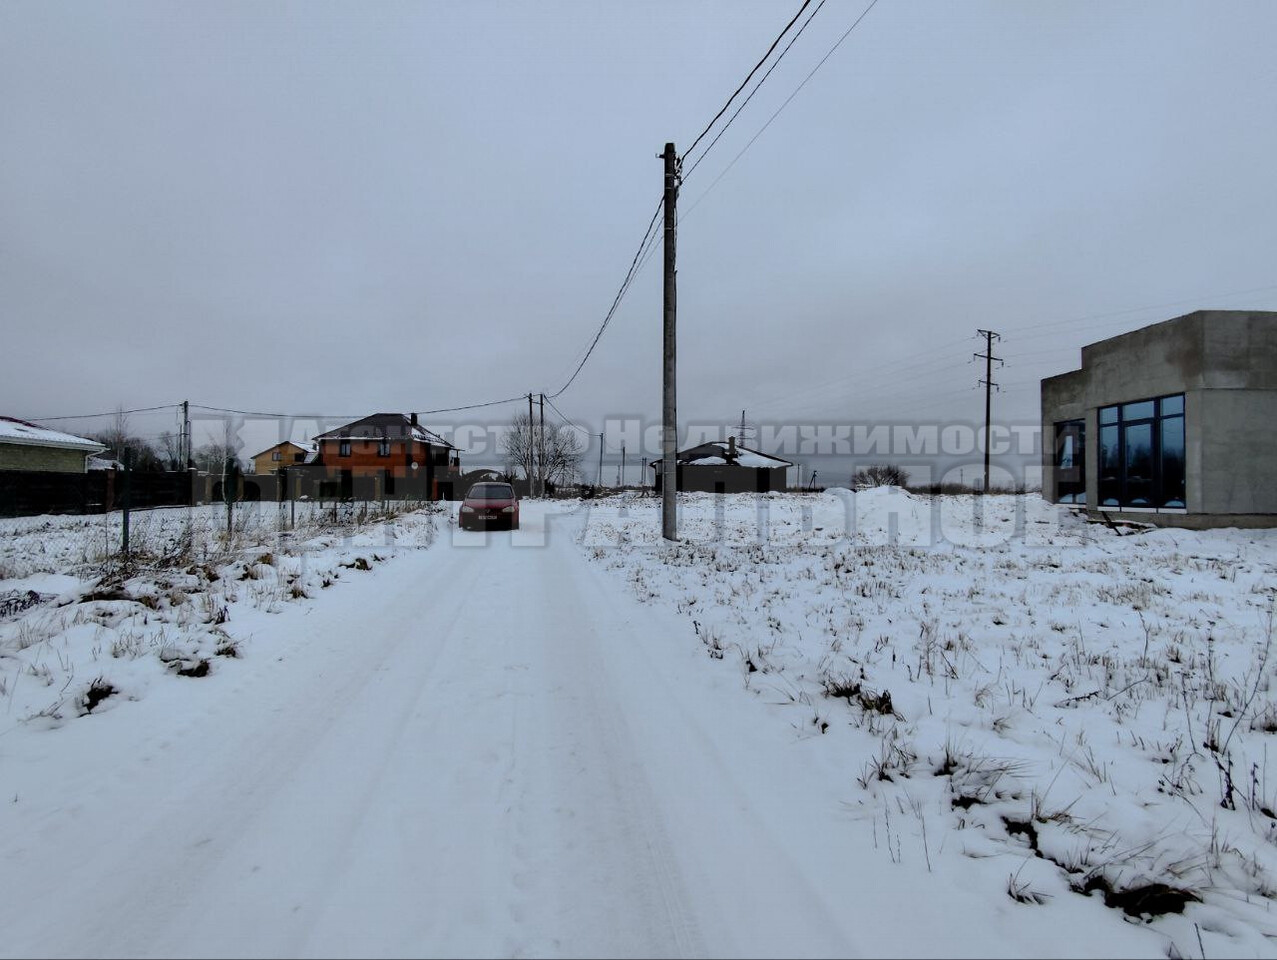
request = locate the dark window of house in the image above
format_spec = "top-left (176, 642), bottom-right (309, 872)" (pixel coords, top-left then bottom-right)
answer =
top-left (1161, 407), bottom-right (1186, 508)
top-left (1097, 394), bottom-right (1185, 508)
top-left (1099, 422), bottom-right (1121, 506)
top-left (1053, 420), bottom-right (1086, 504)
top-left (378, 439), bottom-right (391, 457)
top-left (293, 452), bottom-right (305, 463)
top-left (339, 439), bottom-right (351, 457)
top-left (1124, 421), bottom-right (1154, 506)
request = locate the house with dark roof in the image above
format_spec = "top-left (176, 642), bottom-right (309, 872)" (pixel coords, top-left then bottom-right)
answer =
top-left (650, 436), bottom-right (793, 493)
top-left (314, 413), bottom-right (461, 500)
top-left (0, 417), bottom-right (105, 473)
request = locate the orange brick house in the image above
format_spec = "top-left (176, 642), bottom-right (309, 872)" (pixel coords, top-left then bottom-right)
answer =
top-left (314, 413), bottom-right (460, 500)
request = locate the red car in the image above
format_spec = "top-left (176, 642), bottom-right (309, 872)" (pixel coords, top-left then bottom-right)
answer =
top-left (458, 481), bottom-right (520, 530)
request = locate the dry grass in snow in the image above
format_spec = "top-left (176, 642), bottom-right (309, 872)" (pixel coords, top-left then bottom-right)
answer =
top-left (0, 500), bottom-right (441, 728)
top-left (581, 488), bottom-right (1277, 957)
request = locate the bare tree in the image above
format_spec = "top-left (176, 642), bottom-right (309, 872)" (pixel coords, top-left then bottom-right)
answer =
top-left (541, 423), bottom-right (584, 489)
top-left (852, 463), bottom-right (909, 488)
top-left (156, 430), bottom-right (184, 471)
top-left (192, 442), bottom-right (238, 474)
top-left (95, 407), bottom-right (132, 461)
top-left (92, 406), bottom-right (164, 471)
top-left (500, 412), bottom-right (583, 491)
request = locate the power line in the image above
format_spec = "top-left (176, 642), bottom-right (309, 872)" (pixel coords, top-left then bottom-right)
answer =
top-left (189, 397), bottom-right (527, 420)
top-left (26, 403), bottom-right (180, 422)
top-left (547, 195), bottom-right (666, 399)
top-left (1001, 282), bottom-right (1277, 338)
top-left (543, 396), bottom-right (593, 436)
top-left (683, 0), bottom-right (881, 219)
top-left (681, 0), bottom-right (813, 164)
top-left (190, 403), bottom-right (366, 419)
top-left (544, 1), bottom-right (855, 404)
top-left (414, 396), bottom-right (528, 416)
top-left (682, 0), bottom-right (828, 184)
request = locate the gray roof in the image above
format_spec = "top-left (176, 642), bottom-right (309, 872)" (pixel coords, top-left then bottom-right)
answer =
top-left (650, 440), bottom-right (793, 469)
top-left (314, 413), bottom-right (454, 448)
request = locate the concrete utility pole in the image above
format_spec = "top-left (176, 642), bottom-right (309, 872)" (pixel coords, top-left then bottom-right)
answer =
top-left (974, 329), bottom-right (1002, 495)
top-left (620, 444), bottom-right (626, 489)
top-left (538, 394), bottom-right (546, 498)
top-left (661, 141), bottom-right (679, 540)
top-left (597, 433), bottom-right (604, 488)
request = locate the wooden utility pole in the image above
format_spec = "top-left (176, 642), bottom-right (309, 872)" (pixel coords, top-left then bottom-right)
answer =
top-left (181, 399), bottom-right (194, 510)
top-left (597, 433), bottom-right (604, 488)
top-left (661, 141), bottom-right (679, 540)
top-left (181, 400), bottom-right (190, 467)
top-left (975, 330), bottom-right (1002, 495)
top-left (538, 393), bottom-right (546, 498)
top-left (527, 393), bottom-right (535, 496)
top-left (620, 444), bottom-right (626, 489)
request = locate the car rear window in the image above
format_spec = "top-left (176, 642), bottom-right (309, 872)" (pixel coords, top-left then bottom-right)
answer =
top-left (468, 483), bottom-right (514, 498)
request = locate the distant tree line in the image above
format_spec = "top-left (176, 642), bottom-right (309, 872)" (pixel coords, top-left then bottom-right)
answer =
top-left (91, 410), bottom-right (243, 474)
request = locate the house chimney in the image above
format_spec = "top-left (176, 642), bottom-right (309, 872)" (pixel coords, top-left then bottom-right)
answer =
top-left (410, 412), bottom-right (418, 427)
top-left (728, 435), bottom-right (737, 459)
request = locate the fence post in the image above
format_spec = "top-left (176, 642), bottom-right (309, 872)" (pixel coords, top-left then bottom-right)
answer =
top-left (278, 467), bottom-right (287, 537)
top-left (223, 456), bottom-right (239, 540)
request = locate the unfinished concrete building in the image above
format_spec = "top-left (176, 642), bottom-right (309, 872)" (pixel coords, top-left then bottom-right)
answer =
top-left (1041, 309), bottom-right (1277, 528)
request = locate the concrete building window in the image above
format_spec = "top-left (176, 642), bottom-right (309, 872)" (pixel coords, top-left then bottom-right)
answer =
top-left (1098, 394), bottom-right (1185, 509)
top-left (339, 439), bottom-right (351, 457)
top-left (1053, 420), bottom-right (1085, 504)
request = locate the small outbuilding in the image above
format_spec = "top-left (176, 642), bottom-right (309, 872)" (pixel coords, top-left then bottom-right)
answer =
top-left (650, 436), bottom-right (793, 493)
top-left (0, 417), bottom-right (105, 473)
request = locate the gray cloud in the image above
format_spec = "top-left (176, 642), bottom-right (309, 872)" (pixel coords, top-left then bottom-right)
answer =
top-left (3, 0), bottom-right (1275, 483)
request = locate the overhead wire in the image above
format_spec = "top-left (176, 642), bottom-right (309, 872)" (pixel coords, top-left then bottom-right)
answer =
top-left (543, 396), bottom-right (593, 436)
top-left (546, 195), bottom-right (666, 399)
top-left (545, 0), bottom-right (842, 403)
top-left (26, 403), bottom-right (181, 422)
top-left (681, 0), bottom-right (828, 184)
top-left (683, 0), bottom-right (881, 220)
top-left (681, 0), bottom-right (813, 166)
top-left (189, 397), bottom-right (528, 420)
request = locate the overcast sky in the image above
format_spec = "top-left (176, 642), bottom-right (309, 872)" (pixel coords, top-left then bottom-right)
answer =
top-left (3, 0), bottom-right (1275, 480)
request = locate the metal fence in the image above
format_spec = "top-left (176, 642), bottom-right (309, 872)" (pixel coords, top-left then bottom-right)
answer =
top-left (0, 497), bottom-right (442, 586)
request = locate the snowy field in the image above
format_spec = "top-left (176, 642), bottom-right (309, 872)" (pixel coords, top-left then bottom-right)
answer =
top-left (581, 489), bottom-right (1277, 957)
top-left (1, 491), bottom-right (1276, 958)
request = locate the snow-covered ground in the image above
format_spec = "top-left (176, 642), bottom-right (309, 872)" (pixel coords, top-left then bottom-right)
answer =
top-left (581, 489), bottom-right (1277, 957)
top-left (0, 492), bottom-right (1274, 958)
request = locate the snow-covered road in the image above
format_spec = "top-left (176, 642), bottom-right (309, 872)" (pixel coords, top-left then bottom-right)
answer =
top-left (1, 501), bottom-right (1161, 958)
